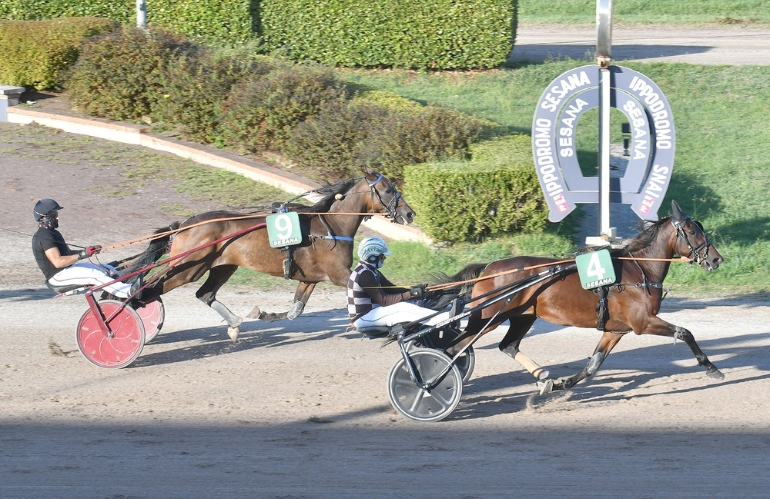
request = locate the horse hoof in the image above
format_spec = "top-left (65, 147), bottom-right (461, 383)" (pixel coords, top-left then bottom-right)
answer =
top-left (537, 379), bottom-right (554, 396)
top-left (227, 326), bottom-right (240, 341)
top-left (246, 306), bottom-right (261, 319)
top-left (287, 302), bottom-right (305, 321)
top-left (536, 369), bottom-right (550, 381)
top-left (258, 312), bottom-right (287, 323)
top-left (707, 368), bottom-right (725, 380)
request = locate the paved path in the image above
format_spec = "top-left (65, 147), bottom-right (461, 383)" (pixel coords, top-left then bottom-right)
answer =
top-left (511, 23), bottom-right (770, 65)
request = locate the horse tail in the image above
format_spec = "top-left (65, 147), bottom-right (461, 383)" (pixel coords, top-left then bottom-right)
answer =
top-left (421, 262), bottom-right (488, 310)
top-left (120, 222), bottom-right (180, 283)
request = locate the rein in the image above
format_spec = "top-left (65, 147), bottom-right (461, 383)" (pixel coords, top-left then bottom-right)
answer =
top-left (425, 255), bottom-right (692, 292)
top-left (100, 211), bottom-right (394, 251)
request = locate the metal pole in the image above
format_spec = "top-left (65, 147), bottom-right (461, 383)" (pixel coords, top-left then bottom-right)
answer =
top-left (596, 0), bottom-right (613, 239)
top-left (136, 0), bottom-right (147, 29)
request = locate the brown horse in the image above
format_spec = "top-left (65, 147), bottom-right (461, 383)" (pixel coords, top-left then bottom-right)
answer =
top-left (131, 171), bottom-right (415, 340)
top-left (438, 200), bottom-right (724, 394)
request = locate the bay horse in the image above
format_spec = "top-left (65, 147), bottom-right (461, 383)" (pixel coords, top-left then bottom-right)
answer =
top-left (130, 171), bottom-right (415, 340)
top-left (435, 200), bottom-right (724, 394)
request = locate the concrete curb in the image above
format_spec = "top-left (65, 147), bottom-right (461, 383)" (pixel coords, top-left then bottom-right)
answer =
top-left (7, 106), bottom-right (430, 243)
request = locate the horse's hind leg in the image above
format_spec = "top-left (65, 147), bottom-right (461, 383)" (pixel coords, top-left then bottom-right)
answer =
top-left (498, 316), bottom-right (550, 380)
top-left (196, 265), bottom-right (242, 341)
top-left (544, 331), bottom-right (625, 394)
top-left (253, 282), bottom-right (316, 322)
top-left (288, 282), bottom-right (316, 320)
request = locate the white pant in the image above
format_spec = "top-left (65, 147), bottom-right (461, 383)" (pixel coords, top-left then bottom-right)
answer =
top-left (48, 262), bottom-right (133, 298)
top-left (354, 302), bottom-right (450, 329)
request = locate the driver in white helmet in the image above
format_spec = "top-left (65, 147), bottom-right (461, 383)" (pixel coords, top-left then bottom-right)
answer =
top-left (347, 236), bottom-right (449, 331)
top-left (31, 198), bottom-right (135, 298)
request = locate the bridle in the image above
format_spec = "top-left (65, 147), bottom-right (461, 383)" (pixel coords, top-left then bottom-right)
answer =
top-left (672, 216), bottom-right (711, 265)
top-left (366, 174), bottom-right (405, 223)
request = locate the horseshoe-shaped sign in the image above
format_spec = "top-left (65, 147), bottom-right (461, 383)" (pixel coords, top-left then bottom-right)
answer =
top-left (532, 65), bottom-right (676, 222)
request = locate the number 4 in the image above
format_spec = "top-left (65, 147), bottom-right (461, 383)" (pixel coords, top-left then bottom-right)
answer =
top-left (586, 252), bottom-right (606, 281)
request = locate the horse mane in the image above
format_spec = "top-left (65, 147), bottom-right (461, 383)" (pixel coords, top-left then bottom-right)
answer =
top-left (618, 216), bottom-right (671, 255)
top-left (295, 177), bottom-right (361, 214)
top-left (420, 263), bottom-right (487, 310)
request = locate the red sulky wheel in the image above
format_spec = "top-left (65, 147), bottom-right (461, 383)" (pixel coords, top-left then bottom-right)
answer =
top-left (77, 300), bottom-right (145, 369)
top-left (132, 297), bottom-right (165, 343)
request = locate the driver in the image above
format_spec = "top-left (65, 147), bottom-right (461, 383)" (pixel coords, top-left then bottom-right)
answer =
top-left (31, 198), bottom-right (134, 298)
top-left (347, 236), bottom-right (449, 330)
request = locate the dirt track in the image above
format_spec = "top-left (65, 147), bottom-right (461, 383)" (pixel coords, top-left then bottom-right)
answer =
top-left (2, 24), bottom-right (770, 499)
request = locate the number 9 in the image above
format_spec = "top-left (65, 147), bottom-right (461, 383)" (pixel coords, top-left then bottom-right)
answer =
top-left (274, 214), bottom-right (291, 239)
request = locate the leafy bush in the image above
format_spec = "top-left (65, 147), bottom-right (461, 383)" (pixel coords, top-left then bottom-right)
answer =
top-left (284, 92), bottom-right (489, 182)
top-left (220, 66), bottom-right (346, 153)
top-left (154, 49), bottom-right (276, 143)
top-left (282, 99), bottom-right (389, 179)
top-left (0, 17), bottom-right (116, 90)
top-left (62, 26), bottom-right (193, 120)
top-left (260, 0), bottom-right (517, 70)
top-left (404, 134), bottom-right (548, 243)
top-left (357, 106), bottom-right (486, 181)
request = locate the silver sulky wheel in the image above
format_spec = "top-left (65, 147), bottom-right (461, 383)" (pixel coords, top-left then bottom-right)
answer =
top-left (449, 346), bottom-right (475, 384)
top-left (413, 327), bottom-right (475, 383)
top-left (387, 349), bottom-right (463, 423)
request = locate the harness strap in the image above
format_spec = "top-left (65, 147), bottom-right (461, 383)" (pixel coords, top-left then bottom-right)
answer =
top-left (316, 235), bottom-right (354, 242)
top-left (593, 286), bottom-right (610, 331)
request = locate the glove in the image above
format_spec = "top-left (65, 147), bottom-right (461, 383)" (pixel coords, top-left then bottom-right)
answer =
top-left (410, 284), bottom-right (427, 299)
top-left (78, 245), bottom-right (102, 260)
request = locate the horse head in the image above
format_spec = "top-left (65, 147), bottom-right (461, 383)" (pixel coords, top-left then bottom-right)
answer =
top-left (362, 170), bottom-right (415, 225)
top-left (670, 200), bottom-right (723, 271)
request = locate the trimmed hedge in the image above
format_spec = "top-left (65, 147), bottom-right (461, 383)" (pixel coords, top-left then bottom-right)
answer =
top-left (0, 17), bottom-right (116, 90)
top-left (260, 0), bottom-right (517, 69)
top-left (3, 0), bottom-right (516, 68)
top-left (0, 0), bottom-right (255, 45)
top-left (403, 134), bottom-right (548, 243)
top-left (0, 0), bottom-right (132, 22)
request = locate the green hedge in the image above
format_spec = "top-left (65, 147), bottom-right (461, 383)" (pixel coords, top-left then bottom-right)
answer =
top-left (404, 134), bottom-right (547, 242)
top-left (260, 0), bottom-right (517, 69)
top-left (63, 26), bottom-right (191, 119)
top-left (283, 91), bottom-right (491, 181)
top-left (0, 17), bottom-right (116, 90)
top-left (155, 50), bottom-right (277, 144)
top-left (0, 0), bottom-right (255, 45)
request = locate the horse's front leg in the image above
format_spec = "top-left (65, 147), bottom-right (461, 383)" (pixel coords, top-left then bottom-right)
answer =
top-left (541, 331), bottom-right (625, 395)
top-left (637, 316), bottom-right (724, 380)
top-left (674, 326), bottom-right (724, 380)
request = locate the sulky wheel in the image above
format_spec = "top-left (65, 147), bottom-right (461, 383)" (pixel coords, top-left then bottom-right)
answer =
top-left (449, 346), bottom-right (475, 384)
top-left (131, 297), bottom-right (165, 343)
top-left (414, 326), bottom-right (475, 383)
top-left (77, 300), bottom-right (145, 369)
top-left (387, 349), bottom-right (463, 423)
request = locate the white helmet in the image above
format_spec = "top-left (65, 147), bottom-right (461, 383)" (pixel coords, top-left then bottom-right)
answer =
top-left (358, 236), bottom-right (391, 266)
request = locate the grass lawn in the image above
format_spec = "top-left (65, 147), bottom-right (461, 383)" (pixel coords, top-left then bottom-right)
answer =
top-left (339, 61), bottom-right (770, 293)
top-left (517, 0), bottom-right (770, 25)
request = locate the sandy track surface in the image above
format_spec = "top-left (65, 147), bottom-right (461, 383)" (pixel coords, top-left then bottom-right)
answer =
top-left (2, 26), bottom-right (770, 495)
top-left (3, 134), bottom-right (770, 498)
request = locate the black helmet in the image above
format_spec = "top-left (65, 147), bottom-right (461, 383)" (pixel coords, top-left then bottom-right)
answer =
top-left (32, 198), bottom-right (62, 229)
top-left (34, 198), bottom-right (63, 222)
